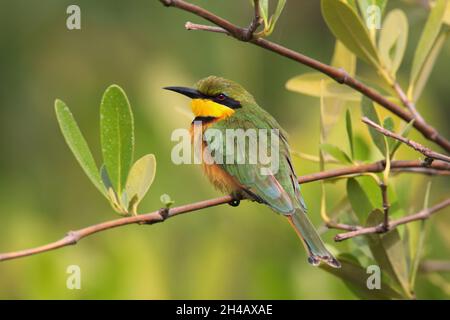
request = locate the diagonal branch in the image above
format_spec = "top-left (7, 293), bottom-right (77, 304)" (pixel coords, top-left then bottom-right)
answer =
top-left (334, 198), bottom-right (450, 241)
top-left (393, 82), bottom-right (425, 124)
top-left (362, 117), bottom-right (450, 163)
top-left (159, 0), bottom-right (450, 153)
top-left (0, 159), bottom-right (449, 262)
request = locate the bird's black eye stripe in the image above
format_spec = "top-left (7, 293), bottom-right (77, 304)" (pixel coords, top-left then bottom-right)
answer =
top-left (211, 93), bottom-right (242, 109)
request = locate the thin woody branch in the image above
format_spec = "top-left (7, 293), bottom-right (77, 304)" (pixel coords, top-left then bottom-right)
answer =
top-left (185, 22), bottom-right (227, 34)
top-left (362, 117), bottom-right (450, 163)
top-left (334, 198), bottom-right (450, 241)
top-left (244, 0), bottom-right (261, 40)
top-left (0, 160), bottom-right (449, 262)
top-left (393, 82), bottom-right (425, 124)
top-left (380, 182), bottom-right (390, 231)
top-left (420, 260), bottom-right (450, 273)
top-left (159, 0), bottom-right (450, 153)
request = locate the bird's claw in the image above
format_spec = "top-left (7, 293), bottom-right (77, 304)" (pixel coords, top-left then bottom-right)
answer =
top-left (228, 199), bottom-right (241, 207)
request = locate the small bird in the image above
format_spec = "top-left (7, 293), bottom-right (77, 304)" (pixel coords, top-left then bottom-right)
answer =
top-left (165, 76), bottom-right (340, 268)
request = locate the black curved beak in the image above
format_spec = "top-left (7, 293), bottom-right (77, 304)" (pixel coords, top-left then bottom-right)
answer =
top-left (163, 86), bottom-right (203, 99)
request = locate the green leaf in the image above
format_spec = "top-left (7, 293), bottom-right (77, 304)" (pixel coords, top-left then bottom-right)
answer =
top-left (358, 175), bottom-right (382, 209)
top-left (383, 117), bottom-right (394, 132)
top-left (160, 194), bottom-right (175, 208)
top-left (409, 30), bottom-right (449, 102)
top-left (346, 109), bottom-right (354, 159)
top-left (343, 0), bottom-right (358, 12)
top-left (362, 97), bottom-right (386, 155)
top-left (55, 99), bottom-right (106, 197)
top-left (347, 178), bottom-right (374, 223)
top-left (100, 85), bottom-right (134, 197)
top-left (390, 119), bottom-right (415, 158)
top-left (125, 154), bottom-right (157, 215)
top-left (268, 0), bottom-right (287, 34)
top-left (366, 209), bottom-right (411, 296)
top-left (383, 116), bottom-right (396, 151)
top-left (320, 143), bottom-right (352, 164)
top-left (320, 253), bottom-right (404, 300)
top-left (321, 0), bottom-right (380, 67)
top-left (379, 9), bottom-right (408, 78)
top-left (354, 134), bottom-right (371, 161)
top-left (409, 182), bottom-right (432, 288)
top-left (286, 73), bottom-right (361, 101)
top-left (259, 0), bottom-right (269, 27)
top-left (409, 0), bottom-right (447, 95)
top-left (444, 1), bottom-right (450, 26)
top-left (100, 165), bottom-right (126, 213)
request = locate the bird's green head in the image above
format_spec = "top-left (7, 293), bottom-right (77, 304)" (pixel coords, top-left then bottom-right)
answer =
top-left (164, 76), bottom-right (255, 120)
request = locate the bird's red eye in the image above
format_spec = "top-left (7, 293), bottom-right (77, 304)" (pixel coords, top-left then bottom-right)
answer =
top-left (217, 93), bottom-right (226, 101)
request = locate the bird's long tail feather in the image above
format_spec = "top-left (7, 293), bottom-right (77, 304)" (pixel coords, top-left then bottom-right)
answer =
top-left (287, 209), bottom-right (341, 268)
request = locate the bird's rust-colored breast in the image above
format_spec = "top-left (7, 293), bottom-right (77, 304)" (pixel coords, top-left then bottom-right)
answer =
top-left (190, 121), bottom-right (242, 194)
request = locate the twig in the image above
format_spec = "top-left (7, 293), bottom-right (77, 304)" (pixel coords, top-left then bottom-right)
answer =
top-left (380, 182), bottom-right (390, 231)
top-left (185, 22), bottom-right (227, 34)
top-left (299, 159), bottom-right (450, 183)
top-left (334, 198), bottom-right (450, 241)
top-left (159, 0), bottom-right (450, 153)
top-left (393, 82), bottom-right (425, 124)
top-left (420, 260), bottom-right (450, 273)
top-left (362, 117), bottom-right (450, 163)
top-left (391, 167), bottom-right (450, 176)
top-left (0, 160), bottom-right (448, 262)
top-left (244, 0), bottom-right (261, 40)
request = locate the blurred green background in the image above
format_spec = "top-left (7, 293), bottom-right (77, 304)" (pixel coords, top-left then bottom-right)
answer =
top-left (0, 0), bottom-right (449, 299)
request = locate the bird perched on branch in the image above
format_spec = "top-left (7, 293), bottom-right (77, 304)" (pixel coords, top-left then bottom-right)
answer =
top-left (165, 76), bottom-right (340, 268)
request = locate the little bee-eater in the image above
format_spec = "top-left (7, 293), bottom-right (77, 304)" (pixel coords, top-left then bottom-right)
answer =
top-left (165, 76), bottom-right (340, 268)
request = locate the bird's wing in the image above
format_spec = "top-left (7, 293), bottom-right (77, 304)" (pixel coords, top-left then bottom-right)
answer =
top-left (208, 117), bottom-right (301, 214)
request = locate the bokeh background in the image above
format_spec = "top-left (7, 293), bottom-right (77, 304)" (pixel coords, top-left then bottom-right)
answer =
top-left (0, 0), bottom-right (449, 299)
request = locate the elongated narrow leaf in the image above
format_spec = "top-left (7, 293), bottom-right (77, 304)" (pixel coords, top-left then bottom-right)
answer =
top-left (320, 143), bottom-right (352, 164)
top-left (390, 119), bottom-right (415, 158)
top-left (379, 9), bottom-right (408, 78)
top-left (444, 1), bottom-right (450, 26)
top-left (410, 31), bottom-right (449, 102)
top-left (383, 116), bottom-right (396, 152)
top-left (100, 85), bottom-right (134, 196)
top-left (366, 209), bottom-right (411, 296)
top-left (409, 0), bottom-right (447, 94)
top-left (354, 134), bottom-right (371, 161)
top-left (321, 0), bottom-right (380, 67)
top-left (259, 0), bottom-right (269, 27)
top-left (320, 253), bottom-right (404, 300)
top-left (347, 178), bottom-right (374, 223)
top-left (358, 175), bottom-right (382, 209)
top-left (346, 109), bottom-right (354, 159)
top-left (361, 97), bottom-right (386, 155)
top-left (343, 0), bottom-right (358, 12)
top-left (55, 99), bottom-right (106, 197)
top-left (286, 73), bottom-right (361, 101)
top-left (269, 0), bottom-right (287, 33)
top-left (409, 182), bottom-right (432, 288)
top-left (100, 165), bottom-right (126, 213)
top-left (125, 154), bottom-right (157, 214)
top-left (383, 117), bottom-right (394, 132)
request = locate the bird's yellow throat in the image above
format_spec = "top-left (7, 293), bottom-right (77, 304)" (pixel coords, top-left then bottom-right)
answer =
top-left (191, 99), bottom-right (235, 119)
